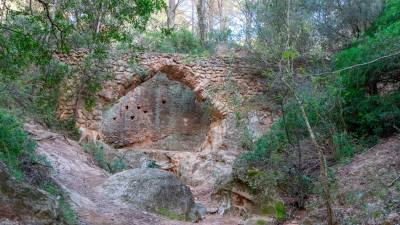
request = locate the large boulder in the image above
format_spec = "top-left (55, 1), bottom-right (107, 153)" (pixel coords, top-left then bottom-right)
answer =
top-left (0, 162), bottom-right (64, 225)
top-left (101, 168), bottom-right (200, 221)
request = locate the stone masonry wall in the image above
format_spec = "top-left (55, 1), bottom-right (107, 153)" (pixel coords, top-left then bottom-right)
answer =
top-left (56, 49), bottom-right (268, 136)
top-left (55, 49), bottom-right (278, 188)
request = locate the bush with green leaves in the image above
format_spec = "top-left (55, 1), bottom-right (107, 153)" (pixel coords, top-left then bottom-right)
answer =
top-left (333, 0), bottom-right (400, 138)
top-left (40, 180), bottom-right (77, 225)
top-left (0, 110), bottom-right (36, 178)
top-left (83, 141), bottom-right (127, 173)
top-left (140, 29), bottom-right (207, 55)
top-left (233, 117), bottom-right (312, 209)
top-left (233, 90), bottom-right (359, 209)
top-left (0, 0), bottom-right (165, 139)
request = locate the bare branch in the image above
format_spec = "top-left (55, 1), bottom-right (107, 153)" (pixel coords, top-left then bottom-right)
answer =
top-left (305, 51), bottom-right (400, 77)
top-left (35, 0), bottom-right (64, 44)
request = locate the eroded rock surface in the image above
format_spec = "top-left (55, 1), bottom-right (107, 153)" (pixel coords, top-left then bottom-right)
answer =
top-left (24, 123), bottom-right (245, 225)
top-left (101, 168), bottom-right (199, 221)
top-left (101, 73), bottom-right (210, 150)
top-left (0, 161), bottom-right (63, 225)
top-left (24, 123), bottom-right (166, 225)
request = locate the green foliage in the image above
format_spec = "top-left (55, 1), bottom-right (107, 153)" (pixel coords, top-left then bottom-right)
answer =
top-left (333, 0), bottom-right (400, 138)
top-left (83, 141), bottom-right (108, 170)
top-left (0, 0), bottom-right (165, 133)
top-left (147, 160), bottom-right (160, 169)
top-left (83, 141), bottom-right (127, 173)
top-left (0, 110), bottom-right (77, 223)
top-left (157, 208), bottom-right (185, 221)
top-left (274, 201), bottom-right (286, 220)
top-left (140, 29), bottom-right (207, 54)
top-left (40, 181), bottom-right (77, 225)
top-left (0, 110), bottom-right (36, 179)
top-left (332, 132), bottom-right (356, 161)
top-left (80, 51), bottom-right (112, 112)
top-left (59, 198), bottom-right (77, 225)
top-left (256, 219), bottom-right (268, 225)
top-left (233, 91), bottom-right (354, 208)
top-left (33, 61), bottom-right (68, 123)
top-left (0, 16), bottom-right (79, 139)
top-left (0, 14), bottom-right (52, 81)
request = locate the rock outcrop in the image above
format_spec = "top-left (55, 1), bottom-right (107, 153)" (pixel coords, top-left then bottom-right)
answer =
top-left (0, 162), bottom-right (63, 225)
top-left (101, 73), bottom-right (210, 150)
top-left (54, 50), bottom-right (279, 216)
top-left (25, 123), bottom-right (247, 224)
top-left (101, 168), bottom-right (200, 221)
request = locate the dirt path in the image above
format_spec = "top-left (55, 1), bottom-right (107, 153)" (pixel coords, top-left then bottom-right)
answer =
top-left (24, 124), bottom-right (242, 225)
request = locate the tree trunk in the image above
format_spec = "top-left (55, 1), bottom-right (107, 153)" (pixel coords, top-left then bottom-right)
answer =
top-left (241, 0), bottom-right (253, 46)
top-left (244, 8), bottom-right (251, 45)
top-left (191, 0), bottom-right (196, 32)
top-left (296, 97), bottom-right (334, 225)
top-left (197, 0), bottom-right (206, 43)
top-left (208, 0), bottom-right (214, 35)
top-left (283, 1), bottom-right (334, 223)
top-left (217, 0), bottom-right (225, 32)
top-left (167, 0), bottom-right (176, 29)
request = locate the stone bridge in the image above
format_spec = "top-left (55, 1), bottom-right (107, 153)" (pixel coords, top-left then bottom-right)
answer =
top-left (55, 49), bottom-right (277, 187)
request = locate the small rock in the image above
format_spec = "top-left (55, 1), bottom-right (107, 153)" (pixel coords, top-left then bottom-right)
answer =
top-left (387, 212), bottom-right (399, 223)
top-left (190, 203), bottom-right (206, 222)
top-left (207, 207), bottom-right (219, 214)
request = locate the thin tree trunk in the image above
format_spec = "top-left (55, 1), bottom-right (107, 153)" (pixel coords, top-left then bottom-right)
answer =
top-left (208, 0), bottom-right (214, 36)
top-left (167, 0), bottom-right (176, 29)
top-left (283, 0), bottom-right (334, 224)
top-left (294, 93), bottom-right (334, 225)
top-left (217, 0), bottom-right (225, 32)
top-left (191, 0), bottom-right (196, 32)
top-left (197, 0), bottom-right (206, 43)
top-left (95, 2), bottom-right (104, 35)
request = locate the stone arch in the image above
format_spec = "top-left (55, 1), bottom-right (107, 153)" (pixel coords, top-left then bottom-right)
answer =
top-left (56, 50), bottom-right (268, 152)
top-left (145, 62), bottom-right (207, 102)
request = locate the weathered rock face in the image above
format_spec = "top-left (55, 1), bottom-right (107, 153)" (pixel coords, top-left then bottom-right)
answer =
top-left (101, 168), bottom-right (199, 220)
top-left (55, 49), bottom-right (279, 195)
top-left (0, 162), bottom-right (63, 225)
top-left (101, 73), bottom-right (210, 150)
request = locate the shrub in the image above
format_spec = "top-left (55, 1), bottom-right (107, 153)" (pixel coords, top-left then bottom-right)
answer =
top-left (332, 132), bottom-right (356, 161)
top-left (59, 198), bottom-right (77, 225)
top-left (40, 180), bottom-right (77, 225)
top-left (157, 207), bottom-right (185, 221)
top-left (146, 160), bottom-right (160, 169)
top-left (274, 201), bottom-right (286, 220)
top-left (83, 141), bottom-right (127, 173)
top-left (0, 110), bottom-right (36, 178)
top-left (256, 219), bottom-right (268, 225)
top-left (233, 94), bottom-right (341, 209)
top-left (333, 0), bottom-right (400, 138)
top-left (83, 141), bottom-right (109, 170)
top-left (141, 29), bottom-right (207, 55)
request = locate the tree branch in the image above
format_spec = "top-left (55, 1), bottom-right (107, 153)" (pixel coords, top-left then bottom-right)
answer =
top-left (35, 0), bottom-right (64, 43)
top-left (306, 51), bottom-right (400, 77)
